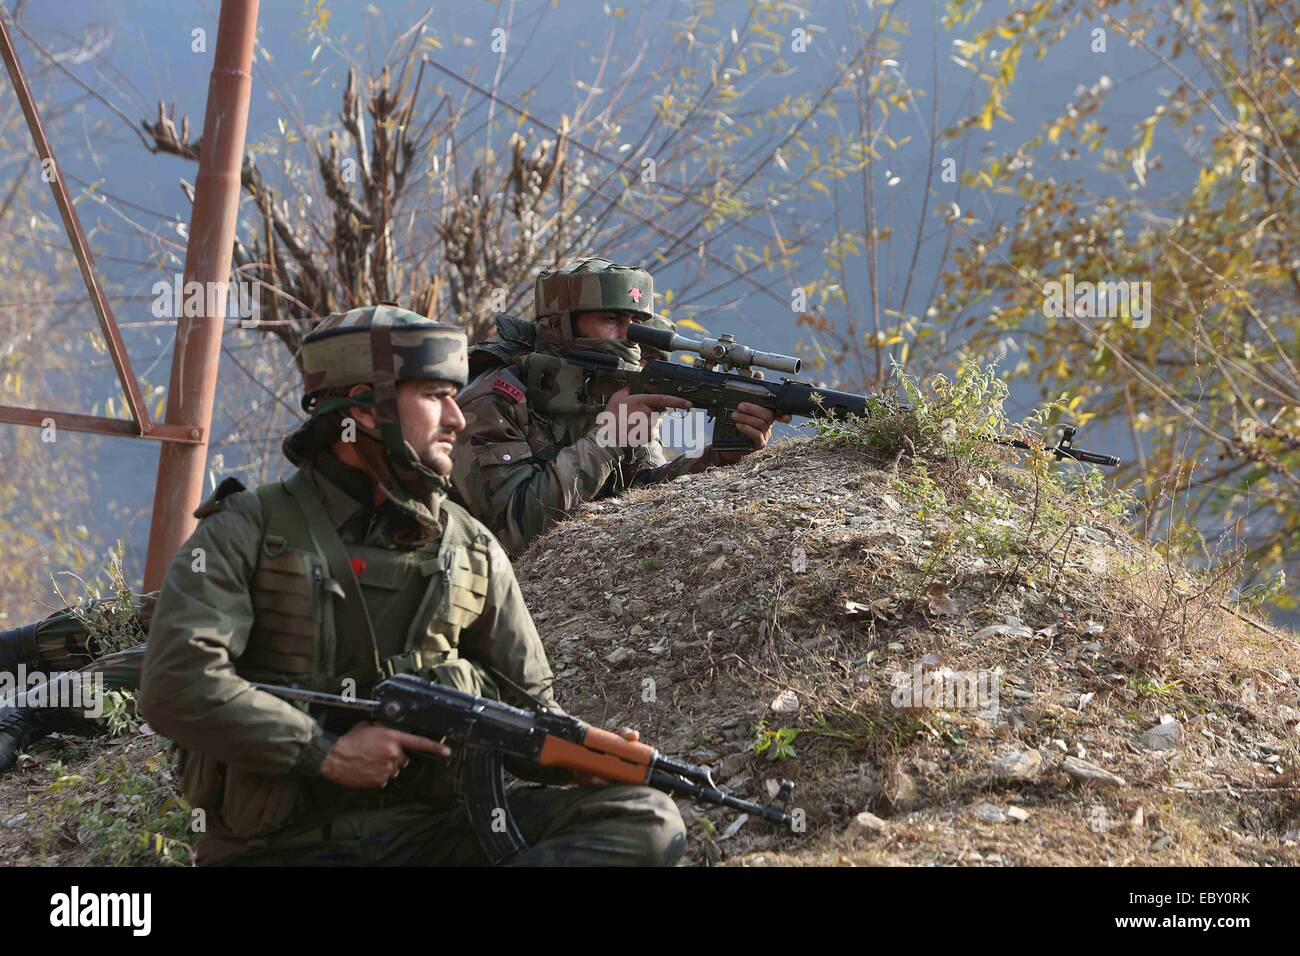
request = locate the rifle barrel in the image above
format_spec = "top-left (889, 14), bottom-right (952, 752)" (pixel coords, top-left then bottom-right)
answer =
top-left (253, 682), bottom-right (379, 713)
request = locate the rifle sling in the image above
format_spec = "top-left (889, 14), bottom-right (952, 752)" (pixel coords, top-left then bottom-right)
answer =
top-left (282, 471), bottom-right (384, 683)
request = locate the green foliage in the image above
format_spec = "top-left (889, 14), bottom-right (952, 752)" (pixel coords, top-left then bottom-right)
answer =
top-left (813, 359), bottom-right (1023, 471)
top-left (934, 1), bottom-right (1299, 609)
top-left (959, 477), bottom-right (1024, 562)
top-left (806, 712), bottom-right (863, 742)
top-left (27, 743), bottom-right (194, 867)
top-left (1236, 570), bottom-right (1287, 611)
top-left (53, 541), bottom-right (145, 658)
top-left (816, 361), bottom-right (1144, 600)
top-left (1133, 677), bottom-right (1184, 702)
top-left (95, 690), bottom-right (142, 738)
top-left (1051, 467), bottom-right (1134, 522)
top-left (897, 361), bottom-right (1011, 463)
top-left (895, 463), bottom-right (946, 519)
top-left (812, 358), bottom-right (1079, 481)
top-left (685, 816), bottom-right (721, 866)
top-left (753, 726), bottom-right (798, 760)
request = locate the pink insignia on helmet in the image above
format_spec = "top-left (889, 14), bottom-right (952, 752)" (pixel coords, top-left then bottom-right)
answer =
top-left (628, 287), bottom-right (642, 303)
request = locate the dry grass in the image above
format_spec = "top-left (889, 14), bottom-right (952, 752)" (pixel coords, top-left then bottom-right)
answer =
top-left (515, 436), bottom-right (1300, 866)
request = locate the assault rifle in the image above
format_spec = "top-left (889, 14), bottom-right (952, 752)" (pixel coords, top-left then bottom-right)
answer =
top-left (255, 674), bottom-right (795, 865)
top-left (547, 323), bottom-right (1119, 466)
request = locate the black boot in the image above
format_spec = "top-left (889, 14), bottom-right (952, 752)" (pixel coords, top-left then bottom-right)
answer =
top-left (0, 705), bottom-right (79, 773)
top-left (0, 621), bottom-right (41, 671)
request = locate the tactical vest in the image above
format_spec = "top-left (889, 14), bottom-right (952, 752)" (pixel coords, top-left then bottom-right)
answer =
top-left (180, 470), bottom-right (493, 841)
top-left (243, 471), bottom-right (491, 687)
top-left (461, 353), bottom-right (613, 470)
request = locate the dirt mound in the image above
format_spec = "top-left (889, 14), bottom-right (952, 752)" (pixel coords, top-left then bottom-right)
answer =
top-left (4, 435), bottom-right (1298, 867)
top-left (515, 436), bottom-right (1300, 865)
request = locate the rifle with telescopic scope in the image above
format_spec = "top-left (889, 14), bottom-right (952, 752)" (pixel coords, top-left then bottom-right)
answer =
top-left (552, 323), bottom-right (1120, 466)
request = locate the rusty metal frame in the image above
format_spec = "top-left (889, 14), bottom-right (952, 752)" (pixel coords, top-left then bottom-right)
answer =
top-left (0, 12), bottom-right (201, 445)
top-left (2, 1), bottom-right (263, 591)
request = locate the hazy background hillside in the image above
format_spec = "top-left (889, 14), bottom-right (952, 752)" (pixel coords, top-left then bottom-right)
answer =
top-left (0, 0), bottom-right (1294, 626)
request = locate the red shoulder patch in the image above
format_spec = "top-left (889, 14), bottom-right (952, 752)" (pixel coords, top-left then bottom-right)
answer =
top-left (492, 377), bottom-right (525, 403)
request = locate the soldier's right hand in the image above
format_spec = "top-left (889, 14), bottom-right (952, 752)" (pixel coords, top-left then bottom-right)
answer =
top-left (319, 721), bottom-right (451, 789)
top-left (602, 387), bottom-right (693, 447)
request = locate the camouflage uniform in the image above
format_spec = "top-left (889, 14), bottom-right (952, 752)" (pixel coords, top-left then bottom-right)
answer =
top-left (451, 259), bottom-right (735, 555)
top-left (0, 596), bottom-right (156, 771)
top-left (139, 304), bottom-right (686, 866)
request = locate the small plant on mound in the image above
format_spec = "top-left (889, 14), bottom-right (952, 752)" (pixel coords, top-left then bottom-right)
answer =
top-left (813, 360), bottom-right (1134, 582)
top-left (812, 359), bottom-right (1013, 470)
top-left (97, 690), bottom-right (142, 738)
top-left (25, 740), bottom-right (193, 866)
top-left (1235, 569), bottom-right (1287, 610)
top-left (50, 540), bottom-right (148, 660)
top-left (753, 724), bottom-right (799, 760)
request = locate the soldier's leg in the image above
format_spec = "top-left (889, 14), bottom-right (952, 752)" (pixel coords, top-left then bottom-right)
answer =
top-left (502, 783), bottom-right (688, 867)
top-left (387, 784), bottom-right (687, 866)
top-left (0, 644), bottom-right (147, 772)
top-left (197, 806), bottom-right (427, 866)
top-left (203, 785), bottom-right (686, 867)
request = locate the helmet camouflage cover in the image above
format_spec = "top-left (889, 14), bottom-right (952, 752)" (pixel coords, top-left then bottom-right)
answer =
top-left (534, 257), bottom-right (653, 348)
top-left (301, 304), bottom-right (468, 405)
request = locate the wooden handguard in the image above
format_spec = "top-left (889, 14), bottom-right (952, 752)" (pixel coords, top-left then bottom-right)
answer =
top-left (537, 725), bottom-right (656, 784)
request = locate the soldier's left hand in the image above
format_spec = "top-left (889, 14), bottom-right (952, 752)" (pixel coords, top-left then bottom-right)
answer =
top-left (724, 372), bottom-right (791, 458)
top-left (573, 727), bottom-right (639, 787)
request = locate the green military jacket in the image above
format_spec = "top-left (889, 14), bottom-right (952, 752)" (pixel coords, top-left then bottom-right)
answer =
top-left (140, 452), bottom-right (559, 850)
top-left (450, 358), bottom-right (726, 555)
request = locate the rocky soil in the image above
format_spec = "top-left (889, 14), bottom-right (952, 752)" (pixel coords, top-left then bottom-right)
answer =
top-left (514, 437), bottom-right (1300, 866)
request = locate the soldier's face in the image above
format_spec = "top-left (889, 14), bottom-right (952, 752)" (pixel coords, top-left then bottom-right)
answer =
top-left (574, 310), bottom-right (639, 340)
top-left (395, 379), bottom-right (466, 475)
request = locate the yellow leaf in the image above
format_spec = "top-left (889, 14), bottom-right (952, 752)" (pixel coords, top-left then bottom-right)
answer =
top-left (677, 317), bottom-right (707, 333)
top-left (809, 180), bottom-right (830, 195)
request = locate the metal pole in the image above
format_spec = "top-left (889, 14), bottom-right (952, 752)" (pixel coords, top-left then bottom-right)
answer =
top-left (143, 0), bottom-right (260, 591)
top-left (0, 11), bottom-right (151, 434)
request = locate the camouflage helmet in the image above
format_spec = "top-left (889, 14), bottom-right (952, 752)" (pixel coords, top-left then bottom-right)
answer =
top-left (301, 303), bottom-right (468, 408)
top-left (534, 257), bottom-right (654, 347)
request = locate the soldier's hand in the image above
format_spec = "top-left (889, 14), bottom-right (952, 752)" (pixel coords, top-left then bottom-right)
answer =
top-left (713, 370), bottom-right (790, 462)
top-left (320, 721), bottom-right (451, 789)
top-left (602, 388), bottom-right (692, 447)
top-left (573, 727), bottom-right (640, 787)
